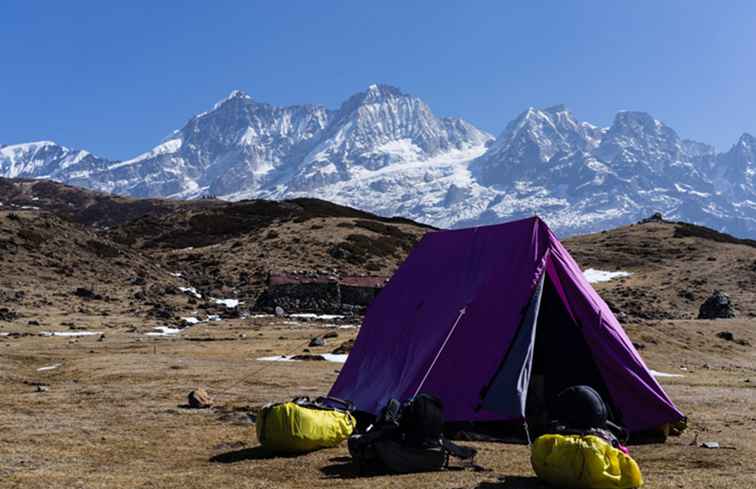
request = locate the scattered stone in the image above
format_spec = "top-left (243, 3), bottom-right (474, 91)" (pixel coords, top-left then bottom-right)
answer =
top-left (27, 320), bottom-right (40, 326)
top-left (35, 385), bottom-right (49, 393)
top-left (678, 289), bottom-right (695, 301)
top-left (638, 212), bottom-right (664, 224)
top-left (698, 291), bottom-right (735, 319)
top-left (74, 287), bottom-right (102, 300)
top-left (187, 387), bottom-right (213, 409)
top-left (308, 336), bottom-right (326, 347)
top-left (332, 338), bottom-right (355, 355)
top-left (290, 354), bottom-right (326, 361)
top-left (274, 306), bottom-right (286, 317)
top-left (323, 331), bottom-right (339, 339)
top-left (150, 304), bottom-right (176, 320)
top-left (0, 308), bottom-right (18, 321)
top-left (129, 276), bottom-right (146, 286)
top-left (716, 331), bottom-right (735, 342)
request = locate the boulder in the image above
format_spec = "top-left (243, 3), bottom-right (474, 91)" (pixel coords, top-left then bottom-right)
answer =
top-left (698, 291), bottom-right (735, 319)
top-left (187, 387), bottom-right (213, 409)
top-left (332, 338), bottom-right (355, 355)
top-left (308, 336), bottom-right (326, 347)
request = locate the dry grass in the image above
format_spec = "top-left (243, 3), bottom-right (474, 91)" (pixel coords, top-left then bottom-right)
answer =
top-left (1, 315), bottom-right (754, 489)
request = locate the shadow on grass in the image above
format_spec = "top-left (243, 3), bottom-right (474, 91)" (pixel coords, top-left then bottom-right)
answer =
top-left (320, 457), bottom-right (484, 480)
top-left (475, 477), bottom-right (548, 488)
top-left (210, 446), bottom-right (282, 463)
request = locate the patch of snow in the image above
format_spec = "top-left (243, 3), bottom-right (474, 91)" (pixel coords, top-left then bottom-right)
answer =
top-left (207, 314), bottom-right (221, 321)
top-left (37, 363), bottom-right (63, 372)
top-left (583, 268), bottom-right (632, 283)
top-left (40, 331), bottom-right (101, 337)
top-left (256, 354), bottom-right (348, 363)
top-left (145, 326), bottom-right (181, 337)
top-left (169, 272), bottom-right (183, 278)
top-left (213, 298), bottom-right (241, 308)
top-left (650, 369), bottom-right (685, 378)
top-left (322, 354), bottom-right (349, 363)
top-left (179, 287), bottom-right (202, 299)
top-left (289, 313), bottom-right (345, 320)
top-left (181, 317), bottom-right (202, 325)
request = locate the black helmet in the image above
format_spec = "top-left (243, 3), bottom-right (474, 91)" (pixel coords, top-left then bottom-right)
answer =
top-left (554, 385), bottom-right (608, 429)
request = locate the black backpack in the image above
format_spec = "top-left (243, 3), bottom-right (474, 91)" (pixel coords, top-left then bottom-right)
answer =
top-left (348, 393), bottom-right (477, 474)
top-left (552, 385), bottom-right (628, 444)
top-left (399, 393), bottom-right (445, 448)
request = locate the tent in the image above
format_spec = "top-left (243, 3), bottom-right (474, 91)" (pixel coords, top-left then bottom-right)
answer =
top-left (329, 217), bottom-right (684, 434)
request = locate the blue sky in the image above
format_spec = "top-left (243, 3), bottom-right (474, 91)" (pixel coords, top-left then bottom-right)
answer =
top-left (2, 1), bottom-right (755, 159)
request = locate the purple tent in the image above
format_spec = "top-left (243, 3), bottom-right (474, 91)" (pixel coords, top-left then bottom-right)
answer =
top-left (329, 217), bottom-right (684, 433)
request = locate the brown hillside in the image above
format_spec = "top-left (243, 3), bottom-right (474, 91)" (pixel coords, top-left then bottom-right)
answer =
top-left (564, 219), bottom-right (756, 320)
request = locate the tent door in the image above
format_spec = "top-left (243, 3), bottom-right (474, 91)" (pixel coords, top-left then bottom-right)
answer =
top-left (479, 274), bottom-right (545, 419)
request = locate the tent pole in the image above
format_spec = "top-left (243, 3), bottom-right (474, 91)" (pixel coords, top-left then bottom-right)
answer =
top-left (411, 306), bottom-right (467, 399)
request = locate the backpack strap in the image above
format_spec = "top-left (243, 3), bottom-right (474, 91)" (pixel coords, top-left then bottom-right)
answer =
top-left (314, 396), bottom-right (355, 412)
top-left (440, 437), bottom-right (477, 460)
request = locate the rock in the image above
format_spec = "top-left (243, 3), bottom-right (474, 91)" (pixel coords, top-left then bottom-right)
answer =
top-left (678, 289), bottom-right (695, 301)
top-left (150, 304), bottom-right (176, 320)
top-left (74, 287), bottom-right (102, 300)
top-left (0, 308), bottom-right (18, 321)
top-left (308, 336), bottom-right (326, 347)
top-left (27, 320), bottom-right (40, 326)
top-left (715, 331), bottom-right (749, 346)
top-left (35, 385), bottom-right (49, 393)
top-left (698, 291), bottom-right (735, 319)
top-left (323, 331), bottom-right (339, 339)
top-left (332, 338), bottom-right (355, 355)
top-left (187, 387), bottom-right (213, 409)
top-left (129, 276), bottom-right (146, 286)
top-left (290, 354), bottom-right (326, 361)
top-left (716, 331), bottom-right (735, 342)
top-left (274, 306), bottom-right (286, 317)
top-left (638, 212), bottom-right (664, 224)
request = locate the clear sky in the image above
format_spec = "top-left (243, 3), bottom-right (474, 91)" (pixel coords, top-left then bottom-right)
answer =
top-left (2, 1), bottom-right (755, 159)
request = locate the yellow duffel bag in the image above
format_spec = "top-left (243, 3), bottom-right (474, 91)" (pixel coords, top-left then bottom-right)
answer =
top-left (256, 396), bottom-right (356, 453)
top-left (531, 434), bottom-right (643, 489)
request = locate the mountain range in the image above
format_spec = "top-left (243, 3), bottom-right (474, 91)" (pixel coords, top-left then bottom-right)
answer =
top-left (3, 84), bottom-right (756, 237)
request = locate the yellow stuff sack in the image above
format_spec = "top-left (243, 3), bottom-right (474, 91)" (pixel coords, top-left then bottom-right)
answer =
top-left (256, 399), bottom-right (356, 453)
top-left (531, 434), bottom-right (643, 489)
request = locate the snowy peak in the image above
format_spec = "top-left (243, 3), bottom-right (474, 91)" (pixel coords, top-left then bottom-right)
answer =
top-left (735, 132), bottom-right (756, 151)
top-left (288, 84), bottom-right (491, 189)
top-left (471, 104), bottom-right (600, 186)
top-left (0, 141), bottom-right (108, 180)
top-left (7, 88), bottom-right (756, 239)
top-left (363, 83), bottom-right (405, 102)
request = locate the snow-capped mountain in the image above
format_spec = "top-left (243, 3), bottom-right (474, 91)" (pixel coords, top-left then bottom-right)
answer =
top-left (3, 86), bottom-right (756, 238)
top-left (0, 141), bottom-right (111, 185)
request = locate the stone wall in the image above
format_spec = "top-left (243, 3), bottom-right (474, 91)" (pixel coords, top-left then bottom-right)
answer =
top-left (254, 273), bottom-right (387, 313)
